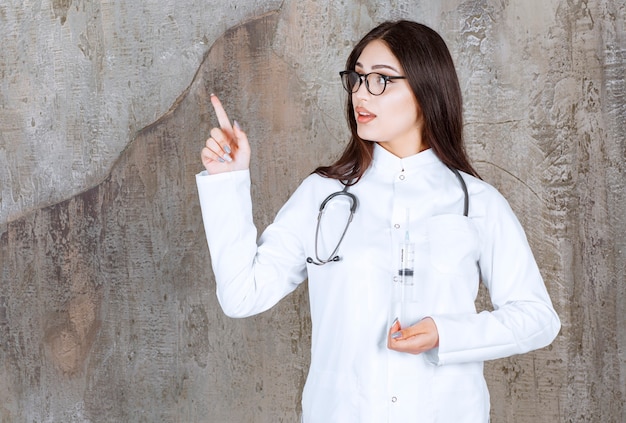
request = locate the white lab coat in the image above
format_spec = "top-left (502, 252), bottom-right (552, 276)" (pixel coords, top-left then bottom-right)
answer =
top-left (196, 145), bottom-right (560, 422)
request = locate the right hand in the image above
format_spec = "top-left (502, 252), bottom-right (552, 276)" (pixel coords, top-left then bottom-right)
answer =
top-left (200, 94), bottom-right (251, 174)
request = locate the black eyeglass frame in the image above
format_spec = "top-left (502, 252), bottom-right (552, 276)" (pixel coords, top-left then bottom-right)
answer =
top-left (339, 70), bottom-right (407, 96)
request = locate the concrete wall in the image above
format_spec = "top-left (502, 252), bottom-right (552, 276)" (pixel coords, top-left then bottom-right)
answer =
top-left (1, 0), bottom-right (624, 421)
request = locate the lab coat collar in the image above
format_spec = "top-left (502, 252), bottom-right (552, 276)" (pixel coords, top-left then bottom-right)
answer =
top-left (371, 143), bottom-right (439, 175)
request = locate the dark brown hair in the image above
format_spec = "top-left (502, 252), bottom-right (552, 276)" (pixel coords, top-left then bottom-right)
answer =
top-left (315, 20), bottom-right (479, 183)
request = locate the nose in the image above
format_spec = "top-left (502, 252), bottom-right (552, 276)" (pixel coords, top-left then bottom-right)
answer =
top-left (354, 77), bottom-right (371, 100)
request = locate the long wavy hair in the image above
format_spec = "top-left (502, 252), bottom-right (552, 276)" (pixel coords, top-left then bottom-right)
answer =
top-left (315, 20), bottom-right (479, 183)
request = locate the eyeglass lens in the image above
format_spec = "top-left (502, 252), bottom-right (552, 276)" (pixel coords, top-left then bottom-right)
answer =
top-left (341, 71), bottom-right (388, 96)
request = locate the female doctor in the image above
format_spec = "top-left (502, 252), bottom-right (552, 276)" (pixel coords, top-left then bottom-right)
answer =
top-left (196, 20), bottom-right (560, 422)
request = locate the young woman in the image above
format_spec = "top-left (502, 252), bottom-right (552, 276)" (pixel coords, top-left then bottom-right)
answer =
top-left (197, 20), bottom-right (560, 422)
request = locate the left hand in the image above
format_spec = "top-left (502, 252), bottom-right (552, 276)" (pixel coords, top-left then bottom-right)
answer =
top-left (387, 317), bottom-right (440, 354)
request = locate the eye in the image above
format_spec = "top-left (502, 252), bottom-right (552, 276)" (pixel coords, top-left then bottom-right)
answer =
top-left (375, 74), bottom-right (387, 85)
top-left (350, 72), bottom-right (363, 86)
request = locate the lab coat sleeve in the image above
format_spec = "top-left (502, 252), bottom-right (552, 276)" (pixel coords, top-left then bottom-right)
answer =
top-left (426, 189), bottom-right (561, 365)
top-left (196, 169), bottom-right (307, 318)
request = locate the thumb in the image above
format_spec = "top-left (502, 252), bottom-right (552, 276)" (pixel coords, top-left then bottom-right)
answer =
top-left (390, 317), bottom-right (401, 332)
top-left (387, 317), bottom-right (402, 348)
top-left (230, 120), bottom-right (251, 170)
top-left (233, 120), bottom-right (248, 144)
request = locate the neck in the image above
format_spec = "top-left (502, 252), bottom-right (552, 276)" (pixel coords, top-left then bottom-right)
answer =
top-left (377, 140), bottom-right (428, 158)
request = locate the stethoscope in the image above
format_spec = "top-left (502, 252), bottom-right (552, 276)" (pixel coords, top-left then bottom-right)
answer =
top-left (306, 166), bottom-right (469, 266)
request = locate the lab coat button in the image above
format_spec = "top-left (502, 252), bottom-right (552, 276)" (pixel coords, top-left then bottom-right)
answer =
top-left (394, 224), bottom-right (400, 229)
top-left (391, 396), bottom-right (398, 403)
top-left (399, 174), bottom-right (405, 180)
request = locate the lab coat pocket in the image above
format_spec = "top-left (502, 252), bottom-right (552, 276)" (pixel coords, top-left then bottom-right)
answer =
top-left (426, 214), bottom-right (479, 277)
top-left (302, 370), bottom-right (358, 422)
top-left (432, 364), bottom-right (490, 422)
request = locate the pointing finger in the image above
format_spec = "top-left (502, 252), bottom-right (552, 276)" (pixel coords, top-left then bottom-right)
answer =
top-left (210, 94), bottom-right (234, 135)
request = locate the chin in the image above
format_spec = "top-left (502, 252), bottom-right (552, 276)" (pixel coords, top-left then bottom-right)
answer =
top-left (356, 129), bottom-right (380, 143)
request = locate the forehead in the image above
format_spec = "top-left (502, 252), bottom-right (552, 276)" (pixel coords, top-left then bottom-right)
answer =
top-left (356, 40), bottom-right (402, 71)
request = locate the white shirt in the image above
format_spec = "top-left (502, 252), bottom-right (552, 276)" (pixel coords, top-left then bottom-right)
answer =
top-left (196, 145), bottom-right (560, 422)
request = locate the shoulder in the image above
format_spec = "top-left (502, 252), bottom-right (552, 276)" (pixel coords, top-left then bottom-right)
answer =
top-left (462, 173), bottom-right (516, 219)
top-left (462, 175), bottom-right (531, 244)
top-left (278, 173), bottom-right (344, 213)
top-left (295, 173), bottom-right (346, 196)
top-left (463, 173), bottom-right (501, 198)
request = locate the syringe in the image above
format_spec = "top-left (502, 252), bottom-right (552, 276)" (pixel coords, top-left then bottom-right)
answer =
top-left (392, 209), bottom-right (416, 326)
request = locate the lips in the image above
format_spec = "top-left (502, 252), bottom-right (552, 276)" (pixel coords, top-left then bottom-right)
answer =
top-left (355, 106), bottom-right (376, 124)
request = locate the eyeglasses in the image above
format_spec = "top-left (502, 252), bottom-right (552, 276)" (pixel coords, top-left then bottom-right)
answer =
top-left (339, 70), bottom-right (407, 96)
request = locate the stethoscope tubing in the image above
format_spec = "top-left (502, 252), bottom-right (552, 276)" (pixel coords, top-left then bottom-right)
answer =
top-left (307, 184), bottom-right (357, 265)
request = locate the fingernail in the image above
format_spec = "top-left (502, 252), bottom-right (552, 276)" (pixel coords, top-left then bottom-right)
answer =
top-left (210, 93), bottom-right (215, 97)
top-left (391, 331), bottom-right (402, 339)
top-left (223, 153), bottom-right (232, 162)
top-left (217, 157), bottom-right (225, 163)
top-left (223, 144), bottom-right (232, 154)
top-left (392, 317), bottom-right (399, 326)
top-left (233, 120), bottom-right (241, 130)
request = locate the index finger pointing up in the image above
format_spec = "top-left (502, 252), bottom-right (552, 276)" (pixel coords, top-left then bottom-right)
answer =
top-left (210, 94), bottom-right (234, 135)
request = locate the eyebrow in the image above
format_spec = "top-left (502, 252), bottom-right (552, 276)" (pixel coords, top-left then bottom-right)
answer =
top-left (355, 62), bottom-right (401, 73)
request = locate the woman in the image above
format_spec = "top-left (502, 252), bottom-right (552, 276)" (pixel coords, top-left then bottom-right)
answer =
top-left (197, 20), bottom-right (560, 422)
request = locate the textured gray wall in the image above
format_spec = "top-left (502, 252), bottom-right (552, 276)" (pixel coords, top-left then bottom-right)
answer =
top-left (1, 0), bottom-right (624, 422)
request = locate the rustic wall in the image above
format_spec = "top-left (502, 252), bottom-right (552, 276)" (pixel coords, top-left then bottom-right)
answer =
top-left (1, 0), bottom-right (624, 422)
top-left (0, 0), bottom-right (282, 223)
